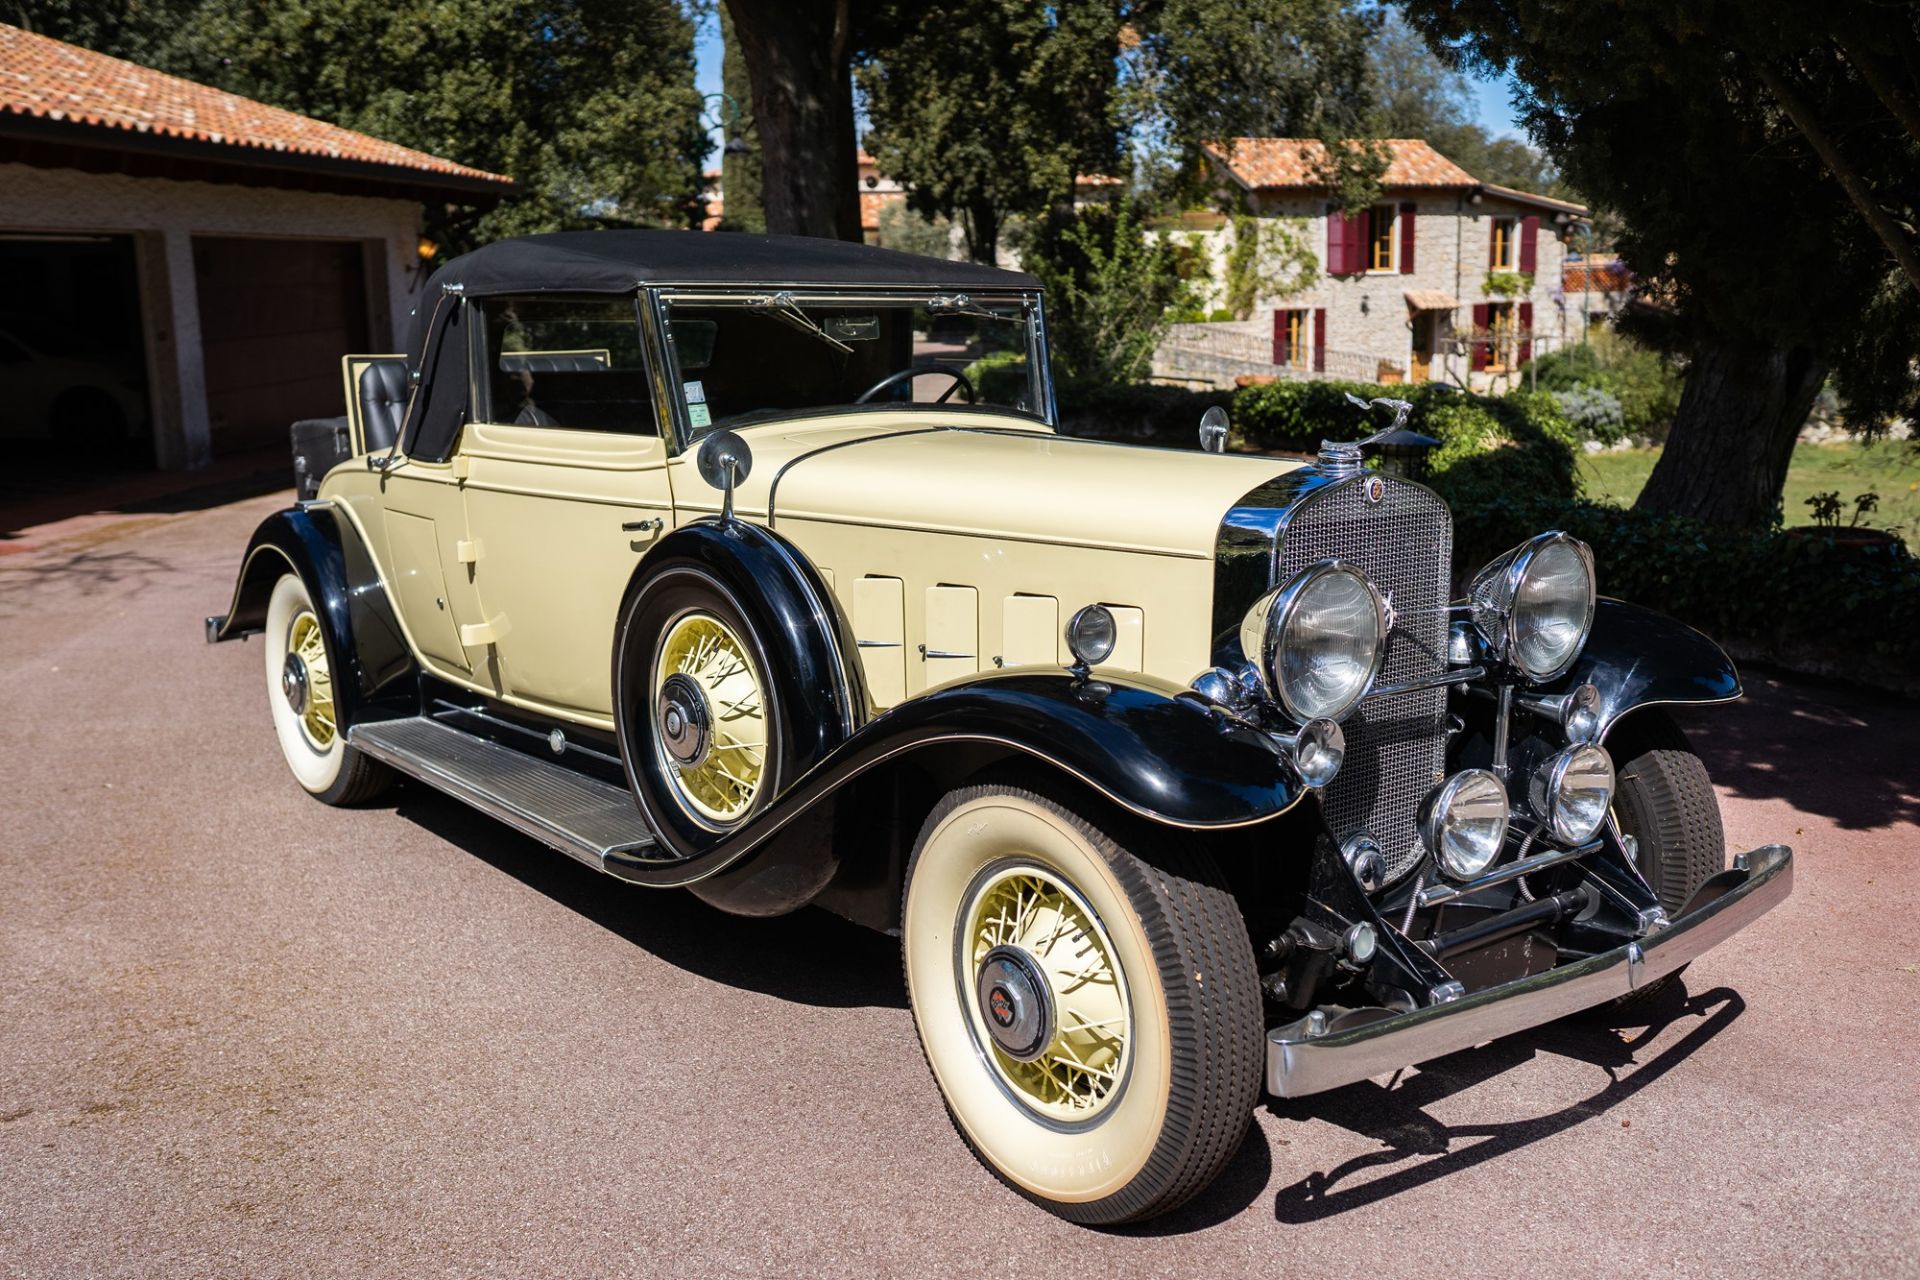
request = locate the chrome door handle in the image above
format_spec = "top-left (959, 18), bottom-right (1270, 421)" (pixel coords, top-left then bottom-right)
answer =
top-left (622, 517), bottom-right (664, 533)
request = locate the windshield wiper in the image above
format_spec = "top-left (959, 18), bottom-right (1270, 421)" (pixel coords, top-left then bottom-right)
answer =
top-left (749, 290), bottom-right (853, 355)
top-left (929, 292), bottom-right (1010, 324)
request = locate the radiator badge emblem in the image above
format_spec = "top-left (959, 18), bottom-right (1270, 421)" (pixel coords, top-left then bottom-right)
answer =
top-left (1380, 589), bottom-right (1398, 634)
top-left (1363, 475), bottom-right (1385, 504)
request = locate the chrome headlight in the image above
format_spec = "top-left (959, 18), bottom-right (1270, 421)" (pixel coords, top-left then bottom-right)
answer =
top-left (1420, 769), bottom-right (1511, 879)
top-left (1530, 743), bottom-right (1616, 844)
top-left (1468, 532), bottom-right (1596, 682)
top-left (1238, 561), bottom-right (1385, 723)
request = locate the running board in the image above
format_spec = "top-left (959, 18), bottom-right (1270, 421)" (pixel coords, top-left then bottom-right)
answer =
top-left (349, 716), bottom-right (660, 872)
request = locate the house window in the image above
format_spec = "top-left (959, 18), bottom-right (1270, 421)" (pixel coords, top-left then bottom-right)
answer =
top-left (1368, 205), bottom-right (1396, 271)
top-left (1490, 217), bottom-right (1517, 270)
top-left (1486, 302), bottom-right (1516, 370)
top-left (1273, 308), bottom-right (1309, 369)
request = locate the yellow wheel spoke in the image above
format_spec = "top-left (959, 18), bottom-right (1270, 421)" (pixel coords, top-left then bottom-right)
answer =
top-left (655, 612), bottom-right (767, 825)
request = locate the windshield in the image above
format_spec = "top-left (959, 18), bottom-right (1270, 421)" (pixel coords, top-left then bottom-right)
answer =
top-left (659, 291), bottom-right (1046, 441)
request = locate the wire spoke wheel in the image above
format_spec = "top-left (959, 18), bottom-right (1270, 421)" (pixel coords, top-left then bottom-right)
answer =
top-left (960, 865), bottom-right (1132, 1123)
top-left (287, 609), bottom-right (337, 750)
top-left (652, 611), bottom-right (767, 824)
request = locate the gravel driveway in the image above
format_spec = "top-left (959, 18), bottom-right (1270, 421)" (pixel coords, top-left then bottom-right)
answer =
top-left (2, 492), bottom-right (1915, 1278)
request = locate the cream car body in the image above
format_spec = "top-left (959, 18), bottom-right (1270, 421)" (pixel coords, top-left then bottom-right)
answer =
top-left (210, 230), bottom-right (1792, 1226)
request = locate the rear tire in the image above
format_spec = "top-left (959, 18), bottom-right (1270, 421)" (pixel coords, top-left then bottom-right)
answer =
top-left (901, 785), bottom-right (1262, 1225)
top-left (1607, 710), bottom-right (1724, 1006)
top-left (263, 573), bottom-right (393, 806)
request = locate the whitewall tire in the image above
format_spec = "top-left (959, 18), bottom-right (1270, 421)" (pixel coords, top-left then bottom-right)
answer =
top-left (902, 785), bottom-right (1262, 1224)
top-left (263, 573), bottom-right (392, 805)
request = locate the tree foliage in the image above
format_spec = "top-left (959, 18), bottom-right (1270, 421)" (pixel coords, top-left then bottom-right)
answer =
top-left (1367, 8), bottom-right (1563, 197)
top-left (18, 0), bottom-right (708, 253)
top-left (1402, 0), bottom-right (1920, 528)
top-left (857, 1), bottom-right (1121, 264)
top-left (1015, 204), bottom-right (1193, 388)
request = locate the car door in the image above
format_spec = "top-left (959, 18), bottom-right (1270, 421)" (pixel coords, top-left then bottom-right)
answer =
top-left (457, 295), bottom-right (676, 726)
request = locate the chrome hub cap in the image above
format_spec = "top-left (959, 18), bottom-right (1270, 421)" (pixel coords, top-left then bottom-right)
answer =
top-left (281, 653), bottom-right (310, 715)
top-left (656, 673), bottom-right (711, 768)
top-left (975, 945), bottom-right (1055, 1062)
top-left (959, 864), bottom-right (1133, 1123)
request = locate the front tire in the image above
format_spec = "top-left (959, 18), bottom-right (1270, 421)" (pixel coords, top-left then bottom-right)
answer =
top-left (1608, 710), bottom-right (1725, 1005)
top-left (902, 785), bottom-right (1261, 1225)
top-left (263, 573), bottom-right (392, 805)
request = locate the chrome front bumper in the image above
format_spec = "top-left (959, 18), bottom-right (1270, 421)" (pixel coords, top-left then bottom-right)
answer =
top-left (1266, 843), bottom-right (1793, 1098)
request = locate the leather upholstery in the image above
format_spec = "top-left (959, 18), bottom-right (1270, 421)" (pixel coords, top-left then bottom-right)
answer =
top-left (357, 357), bottom-right (410, 453)
top-left (497, 352), bottom-right (609, 374)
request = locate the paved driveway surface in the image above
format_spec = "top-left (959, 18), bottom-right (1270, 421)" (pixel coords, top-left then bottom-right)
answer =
top-left (1, 493), bottom-right (1915, 1278)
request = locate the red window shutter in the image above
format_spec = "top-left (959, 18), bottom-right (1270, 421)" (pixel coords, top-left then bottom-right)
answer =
top-left (1519, 216), bottom-right (1539, 274)
top-left (1312, 308), bottom-right (1327, 372)
top-left (1326, 206), bottom-right (1346, 275)
top-left (1399, 202), bottom-right (1416, 274)
top-left (1272, 309), bottom-right (1291, 365)
top-left (1518, 301), bottom-right (1534, 363)
top-left (1471, 303), bottom-right (1491, 372)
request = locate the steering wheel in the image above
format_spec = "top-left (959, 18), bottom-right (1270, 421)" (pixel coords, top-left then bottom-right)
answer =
top-left (854, 363), bottom-right (975, 405)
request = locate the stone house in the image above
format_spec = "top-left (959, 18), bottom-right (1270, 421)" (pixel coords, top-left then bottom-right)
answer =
top-left (0, 24), bottom-right (512, 475)
top-left (1164, 139), bottom-right (1588, 390)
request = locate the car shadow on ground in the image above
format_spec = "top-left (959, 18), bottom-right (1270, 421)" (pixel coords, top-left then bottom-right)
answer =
top-left (1252, 982), bottom-right (1745, 1225)
top-left (1674, 670), bottom-right (1919, 832)
top-left (393, 784), bottom-right (909, 1010)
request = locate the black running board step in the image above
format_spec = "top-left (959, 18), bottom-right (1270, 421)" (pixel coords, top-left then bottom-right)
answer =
top-left (349, 716), bottom-right (659, 870)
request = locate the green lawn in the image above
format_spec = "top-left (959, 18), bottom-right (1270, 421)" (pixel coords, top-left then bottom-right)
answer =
top-left (1577, 438), bottom-right (1920, 550)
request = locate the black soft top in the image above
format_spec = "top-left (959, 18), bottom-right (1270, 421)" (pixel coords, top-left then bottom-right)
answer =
top-left (419, 229), bottom-right (1039, 301)
top-left (398, 229), bottom-right (1040, 463)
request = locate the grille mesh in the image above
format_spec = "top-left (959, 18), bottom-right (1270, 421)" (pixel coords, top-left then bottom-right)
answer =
top-left (1280, 476), bottom-right (1453, 884)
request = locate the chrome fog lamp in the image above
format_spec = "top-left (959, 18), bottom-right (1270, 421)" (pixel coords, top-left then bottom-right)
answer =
top-left (1531, 743), bottom-right (1616, 844)
top-left (1563, 683), bottom-right (1602, 744)
top-left (1238, 561), bottom-right (1385, 724)
top-left (1064, 604), bottom-right (1117, 668)
top-left (1468, 532), bottom-right (1596, 682)
top-left (1420, 769), bottom-right (1511, 879)
top-left (1284, 717), bottom-right (1345, 788)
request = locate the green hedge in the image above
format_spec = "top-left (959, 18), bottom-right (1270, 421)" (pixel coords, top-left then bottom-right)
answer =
top-left (1228, 379), bottom-right (1580, 507)
top-left (1454, 494), bottom-right (1920, 693)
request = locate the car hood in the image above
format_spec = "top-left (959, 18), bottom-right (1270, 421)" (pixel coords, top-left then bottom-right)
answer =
top-left (673, 414), bottom-right (1302, 559)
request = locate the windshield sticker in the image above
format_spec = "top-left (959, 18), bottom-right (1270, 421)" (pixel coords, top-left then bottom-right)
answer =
top-left (687, 402), bottom-right (712, 428)
top-left (683, 379), bottom-right (706, 404)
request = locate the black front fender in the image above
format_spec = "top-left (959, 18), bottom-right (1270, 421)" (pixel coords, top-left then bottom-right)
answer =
top-left (1545, 597), bottom-right (1741, 740)
top-left (608, 669), bottom-right (1307, 899)
top-left (206, 504), bottom-right (416, 726)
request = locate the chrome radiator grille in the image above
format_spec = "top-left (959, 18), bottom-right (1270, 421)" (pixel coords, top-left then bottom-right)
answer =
top-left (1280, 476), bottom-right (1453, 885)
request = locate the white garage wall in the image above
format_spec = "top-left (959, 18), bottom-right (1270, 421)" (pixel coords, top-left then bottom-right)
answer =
top-left (0, 162), bottom-right (425, 469)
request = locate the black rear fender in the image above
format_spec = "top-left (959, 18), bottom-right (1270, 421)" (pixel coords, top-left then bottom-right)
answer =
top-left (206, 505), bottom-right (416, 726)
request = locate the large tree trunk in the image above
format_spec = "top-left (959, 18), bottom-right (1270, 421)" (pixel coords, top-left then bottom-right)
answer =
top-left (723, 0), bottom-right (861, 241)
top-left (1634, 338), bottom-right (1827, 529)
top-left (717, 7), bottom-right (766, 234)
top-left (962, 201), bottom-right (1000, 264)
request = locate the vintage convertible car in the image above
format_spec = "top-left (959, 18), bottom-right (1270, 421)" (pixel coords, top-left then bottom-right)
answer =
top-left (207, 230), bottom-right (1792, 1224)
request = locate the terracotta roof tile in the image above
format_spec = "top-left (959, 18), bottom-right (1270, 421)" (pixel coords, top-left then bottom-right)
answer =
top-left (1204, 138), bottom-right (1479, 190)
top-left (0, 23), bottom-right (511, 187)
top-left (1564, 259), bottom-right (1631, 292)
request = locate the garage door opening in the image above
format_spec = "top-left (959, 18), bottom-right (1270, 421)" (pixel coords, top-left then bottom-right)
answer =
top-left (0, 233), bottom-right (152, 468)
top-left (194, 237), bottom-right (372, 458)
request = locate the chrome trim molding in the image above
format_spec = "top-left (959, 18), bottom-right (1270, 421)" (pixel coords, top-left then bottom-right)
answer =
top-left (1265, 844), bottom-right (1792, 1097)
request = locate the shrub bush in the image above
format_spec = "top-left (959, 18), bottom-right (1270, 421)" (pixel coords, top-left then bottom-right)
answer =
top-left (1453, 493), bottom-right (1920, 693)
top-left (1551, 385), bottom-right (1626, 441)
top-left (1528, 327), bottom-right (1683, 442)
top-left (1229, 378), bottom-right (1580, 506)
top-left (1057, 383), bottom-right (1228, 442)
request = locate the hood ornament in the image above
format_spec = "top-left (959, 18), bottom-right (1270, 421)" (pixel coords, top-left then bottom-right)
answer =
top-left (1319, 394), bottom-right (1425, 478)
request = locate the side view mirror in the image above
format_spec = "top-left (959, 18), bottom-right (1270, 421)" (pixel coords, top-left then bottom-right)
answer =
top-left (696, 429), bottom-right (752, 522)
top-left (1198, 405), bottom-right (1229, 454)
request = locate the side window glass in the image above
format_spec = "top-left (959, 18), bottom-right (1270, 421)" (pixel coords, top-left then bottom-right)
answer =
top-left (478, 297), bottom-right (656, 435)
